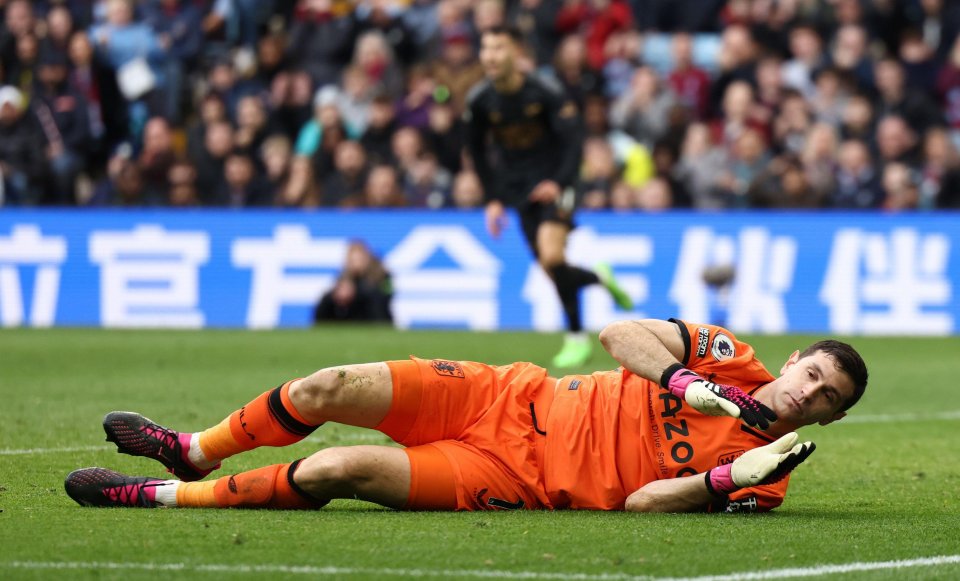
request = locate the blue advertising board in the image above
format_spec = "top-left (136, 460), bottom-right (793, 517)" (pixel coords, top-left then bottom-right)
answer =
top-left (0, 210), bottom-right (957, 335)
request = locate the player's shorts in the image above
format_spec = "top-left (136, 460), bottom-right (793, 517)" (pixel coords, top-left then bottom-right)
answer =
top-left (517, 198), bottom-right (576, 258)
top-left (375, 358), bottom-right (556, 511)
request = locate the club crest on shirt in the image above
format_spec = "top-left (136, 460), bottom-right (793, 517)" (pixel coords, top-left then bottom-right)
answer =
top-left (696, 327), bottom-right (710, 357)
top-left (431, 359), bottom-right (465, 378)
top-left (711, 333), bottom-right (735, 361)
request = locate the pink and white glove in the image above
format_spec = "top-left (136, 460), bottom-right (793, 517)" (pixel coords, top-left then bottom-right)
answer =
top-left (705, 432), bottom-right (816, 496)
top-left (660, 363), bottom-right (778, 429)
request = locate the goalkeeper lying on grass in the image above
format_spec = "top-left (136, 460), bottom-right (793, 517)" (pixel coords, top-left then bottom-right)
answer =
top-left (65, 318), bottom-right (868, 513)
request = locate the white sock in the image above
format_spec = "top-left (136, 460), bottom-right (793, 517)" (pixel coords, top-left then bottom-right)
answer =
top-left (187, 434), bottom-right (218, 469)
top-left (153, 480), bottom-right (180, 507)
top-left (567, 332), bottom-right (588, 343)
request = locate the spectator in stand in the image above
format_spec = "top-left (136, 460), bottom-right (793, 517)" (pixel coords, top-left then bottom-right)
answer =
top-left (610, 66), bottom-right (676, 148)
top-left (277, 155), bottom-right (321, 207)
top-left (772, 90), bottom-right (814, 156)
top-left (917, 126), bottom-right (960, 209)
top-left (781, 23), bottom-right (826, 99)
top-left (423, 87), bottom-right (463, 174)
top-left (390, 125), bottom-right (422, 178)
top-left (323, 139), bottom-right (369, 207)
top-left (360, 92), bottom-right (398, 165)
top-left (753, 55), bottom-right (784, 127)
top-left (709, 24), bottom-right (758, 118)
top-left (651, 139), bottom-right (691, 207)
top-left (352, 30), bottom-right (405, 100)
top-left (395, 64), bottom-right (435, 130)
top-left (137, 116), bottom-right (176, 203)
top-left (214, 153), bottom-right (271, 208)
top-left (355, 0), bottom-right (417, 67)
top-left (186, 92), bottom-right (227, 166)
top-left (936, 35), bottom-right (960, 147)
top-left (677, 121), bottom-right (726, 209)
top-left (10, 31), bottom-right (39, 100)
top-left (636, 176), bottom-right (672, 211)
top-left (88, 0), bottom-right (168, 141)
top-left (875, 114), bottom-right (921, 169)
top-left (839, 92), bottom-right (876, 142)
top-left (809, 67), bottom-right (849, 127)
top-left (898, 28), bottom-right (939, 93)
top-left (40, 5), bottom-right (75, 58)
top-left (800, 122), bottom-right (840, 201)
top-left (33, 47), bottom-right (89, 205)
top-left (608, 179), bottom-right (637, 210)
top-left (67, 30), bottom-right (119, 164)
top-left (260, 134), bottom-right (293, 200)
top-left (168, 159), bottom-right (200, 207)
top-left (749, 154), bottom-right (822, 209)
top-left (713, 80), bottom-right (766, 151)
top-left (509, 0), bottom-right (561, 69)
top-left (873, 57), bottom-right (942, 133)
top-left (337, 65), bottom-right (376, 135)
top-left (715, 126), bottom-right (769, 208)
top-left (450, 169), bottom-right (484, 208)
top-left (403, 149), bottom-right (452, 208)
top-left (829, 24), bottom-right (874, 92)
top-left (667, 32), bottom-right (710, 120)
top-left (0, 85), bottom-right (46, 205)
top-left (191, 119), bottom-right (233, 202)
top-left (313, 240), bottom-right (393, 324)
top-left (285, 0), bottom-right (357, 88)
top-left (143, 0), bottom-right (203, 124)
top-left (0, 0), bottom-right (37, 75)
top-left (881, 162), bottom-right (920, 211)
top-left (554, 0), bottom-right (633, 72)
top-left (89, 154), bottom-right (147, 206)
top-left (574, 135), bottom-right (619, 209)
top-left (429, 22), bottom-right (484, 115)
top-left (547, 33), bottom-right (604, 106)
top-left (832, 139), bottom-right (883, 208)
top-left (268, 66), bottom-right (314, 139)
top-left (362, 163), bottom-right (405, 207)
top-left (234, 94), bottom-right (272, 163)
top-left (295, 85), bottom-right (356, 178)
top-left (601, 29), bottom-right (642, 99)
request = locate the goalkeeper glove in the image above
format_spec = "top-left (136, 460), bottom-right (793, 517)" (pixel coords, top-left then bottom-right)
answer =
top-left (705, 432), bottom-right (816, 496)
top-left (660, 363), bottom-right (778, 429)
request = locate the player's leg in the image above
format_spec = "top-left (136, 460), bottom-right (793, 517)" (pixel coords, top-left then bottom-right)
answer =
top-left (103, 363), bottom-right (395, 481)
top-left (65, 444), bottom-right (410, 510)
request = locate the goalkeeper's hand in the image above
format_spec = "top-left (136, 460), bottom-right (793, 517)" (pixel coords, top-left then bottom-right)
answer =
top-left (705, 432), bottom-right (816, 496)
top-left (660, 363), bottom-right (778, 429)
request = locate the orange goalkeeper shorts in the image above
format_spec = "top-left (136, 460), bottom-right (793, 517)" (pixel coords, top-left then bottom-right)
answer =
top-left (376, 358), bottom-right (555, 511)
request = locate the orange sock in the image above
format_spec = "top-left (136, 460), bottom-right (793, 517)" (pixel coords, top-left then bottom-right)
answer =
top-left (200, 460), bottom-right (325, 509)
top-left (198, 379), bottom-right (317, 463)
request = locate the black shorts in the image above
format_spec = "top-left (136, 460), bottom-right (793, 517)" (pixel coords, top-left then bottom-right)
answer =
top-left (517, 194), bottom-right (576, 259)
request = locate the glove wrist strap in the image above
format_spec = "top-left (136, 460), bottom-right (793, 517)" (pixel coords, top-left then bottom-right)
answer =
top-left (705, 464), bottom-right (739, 497)
top-left (660, 362), bottom-right (688, 391)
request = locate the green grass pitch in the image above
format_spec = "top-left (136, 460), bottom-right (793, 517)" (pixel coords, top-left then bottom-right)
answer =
top-left (1, 327), bottom-right (959, 580)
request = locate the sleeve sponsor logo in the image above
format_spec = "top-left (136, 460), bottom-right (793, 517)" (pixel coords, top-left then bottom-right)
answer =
top-left (431, 360), bottom-right (465, 378)
top-left (696, 327), bottom-right (710, 357)
top-left (711, 332), bottom-right (735, 361)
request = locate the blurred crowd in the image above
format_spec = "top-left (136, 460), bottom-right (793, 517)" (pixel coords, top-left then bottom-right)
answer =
top-left (1, 0), bottom-right (960, 210)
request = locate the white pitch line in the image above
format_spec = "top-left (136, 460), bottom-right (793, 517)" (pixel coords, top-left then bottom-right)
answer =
top-left (0, 445), bottom-right (111, 456)
top-left (841, 410), bottom-right (960, 424)
top-left (4, 555), bottom-right (960, 580)
top-left (3, 410), bottom-right (959, 457)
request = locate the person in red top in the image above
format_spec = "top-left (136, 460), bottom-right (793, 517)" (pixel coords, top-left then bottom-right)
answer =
top-left (65, 318), bottom-right (867, 514)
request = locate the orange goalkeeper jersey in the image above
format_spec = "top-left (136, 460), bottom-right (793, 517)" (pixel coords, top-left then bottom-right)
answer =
top-left (542, 319), bottom-right (788, 512)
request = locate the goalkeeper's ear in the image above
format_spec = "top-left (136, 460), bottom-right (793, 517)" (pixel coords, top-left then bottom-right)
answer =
top-left (778, 350), bottom-right (800, 375)
top-left (818, 411), bottom-right (846, 426)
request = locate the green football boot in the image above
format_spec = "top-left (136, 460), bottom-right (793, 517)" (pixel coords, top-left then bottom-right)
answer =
top-left (595, 262), bottom-right (634, 311)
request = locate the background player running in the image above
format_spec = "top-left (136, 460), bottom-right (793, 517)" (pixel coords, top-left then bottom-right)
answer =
top-left (465, 26), bottom-right (633, 368)
top-left (66, 318), bottom-right (867, 513)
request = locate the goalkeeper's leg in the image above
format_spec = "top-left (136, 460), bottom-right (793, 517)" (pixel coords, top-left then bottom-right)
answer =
top-left (104, 363), bottom-right (395, 481)
top-left (66, 445), bottom-right (412, 509)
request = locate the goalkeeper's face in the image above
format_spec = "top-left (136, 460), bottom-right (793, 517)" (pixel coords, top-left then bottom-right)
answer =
top-left (769, 351), bottom-right (857, 427)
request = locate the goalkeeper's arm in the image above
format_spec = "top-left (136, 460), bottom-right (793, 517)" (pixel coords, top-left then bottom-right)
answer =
top-left (625, 432), bottom-right (815, 513)
top-left (599, 320), bottom-right (777, 429)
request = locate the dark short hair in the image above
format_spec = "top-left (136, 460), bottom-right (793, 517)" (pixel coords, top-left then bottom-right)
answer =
top-left (798, 340), bottom-right (868, 412)
top-left (482, 25), bottom-right (524, 45)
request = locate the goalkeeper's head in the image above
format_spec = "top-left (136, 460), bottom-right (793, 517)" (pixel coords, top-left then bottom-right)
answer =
top-left (797, 340), bottom-right (868, 413)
